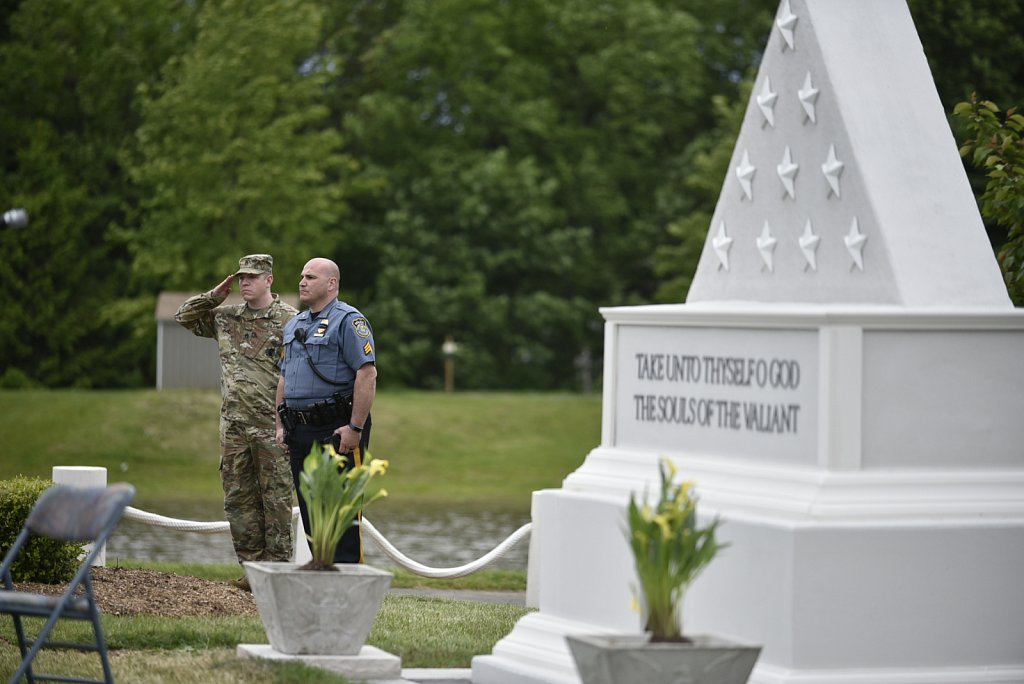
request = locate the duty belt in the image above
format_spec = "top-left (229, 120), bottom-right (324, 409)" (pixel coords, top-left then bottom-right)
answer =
top-left (285, 408), bottom-right (327, 426)
top-left (280, 394), bottom-right (353, 429)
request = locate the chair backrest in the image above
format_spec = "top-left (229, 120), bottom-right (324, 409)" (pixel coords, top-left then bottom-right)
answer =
top-left (25, 484), bottom-right (136, 542)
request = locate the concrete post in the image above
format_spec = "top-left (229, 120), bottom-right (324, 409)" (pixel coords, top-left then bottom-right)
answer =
top-left (51, 466), bottom-right (109, 566)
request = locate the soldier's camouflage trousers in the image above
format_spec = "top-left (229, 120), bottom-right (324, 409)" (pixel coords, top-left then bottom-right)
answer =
top-left (220, 420), bottom-right (294, 563)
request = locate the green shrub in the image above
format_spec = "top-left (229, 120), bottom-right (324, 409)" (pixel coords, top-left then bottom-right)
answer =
top-left (0, 476), bottom-right (84, 583)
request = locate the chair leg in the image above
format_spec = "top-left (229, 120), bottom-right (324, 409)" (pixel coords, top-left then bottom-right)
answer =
top-left (9, 602), bottom-right (74, 684)
top-left (8, 614), bottom-right (36, 684)
top-left (7, 611), bottom-right (113, 684)
top-left (9, 632), bottom-right (46, 684)
top-left (88, 603), bottom-right (114, 684)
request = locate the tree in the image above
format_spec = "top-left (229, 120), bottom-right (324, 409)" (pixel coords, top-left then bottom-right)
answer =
top-left (0, 0), bottom-right (201, 387)
top-left (124, 0), bottom-right (349, 292)
top-left (955, 97), bottom-right (1024, 305)
top-left (2, 0), bottom-right (1020, 389)
top-left (908, 0), bottom-right (1024, 257)
top-left (323, 0), bottom-right (775, 388)
top-left (653, 89), bottom-right (750, 303)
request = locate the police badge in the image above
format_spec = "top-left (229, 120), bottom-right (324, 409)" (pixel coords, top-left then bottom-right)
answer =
top-left (352, 317), bottom-right (371, 338)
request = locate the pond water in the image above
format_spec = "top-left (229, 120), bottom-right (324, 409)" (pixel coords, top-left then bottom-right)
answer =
top-left (106, 501), bottom-right (531, 571)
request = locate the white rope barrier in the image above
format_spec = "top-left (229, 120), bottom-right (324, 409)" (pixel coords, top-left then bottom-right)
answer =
top-left (122, 506), bottom-right (531, 578)
top-left (124, 507), bottom-right (229, 533)
top-left (361, 518), bottom-right (531, 579)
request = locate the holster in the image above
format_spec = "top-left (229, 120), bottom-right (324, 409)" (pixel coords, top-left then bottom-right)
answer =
top-left (277, 403), bottom-right (295, 432)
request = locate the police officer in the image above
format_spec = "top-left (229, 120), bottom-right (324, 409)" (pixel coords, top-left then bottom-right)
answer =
top-left (175, 254), bottom-right (298, 590)
top-left (275, 257), bottom-right (377, 563)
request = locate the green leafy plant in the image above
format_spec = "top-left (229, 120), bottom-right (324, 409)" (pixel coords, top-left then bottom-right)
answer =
top-left (954, 95), bottom-right (1024, 305)
top-left (0, 476), bottom-right (83, 583)
top-left (626, 459), bottom-right (724, 643)
top-left (298, 442), bottom-right (388, 570)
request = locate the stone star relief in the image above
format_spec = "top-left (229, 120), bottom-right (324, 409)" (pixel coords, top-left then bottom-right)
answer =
top-left (845, 217), bottom-right (867, 270)
top-left (798, 72), bottom-right (820, 123)
top-left (756, 77), bottom-right (778, 127)
top-left (821, 144), bottom-right (844, 197)
top-left (777, 146), bottom-right (799, 199)
top-left (777, 0), bottom-right (798, 51)
top-left (712, 221), bottom-right (734, 271)
top-left (736, 149), bottom-right (756, 200)
top-left (799, 219), bottom-right (821, 271)
top-left (757, 221), bottom-right (778, 272)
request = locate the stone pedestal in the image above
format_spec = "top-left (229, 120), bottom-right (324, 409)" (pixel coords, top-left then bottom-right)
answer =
top-left (237, 644), bottom-right (402, 679)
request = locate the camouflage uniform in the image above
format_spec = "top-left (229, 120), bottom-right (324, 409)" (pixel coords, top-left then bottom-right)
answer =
top-left (175, 258), bottom-right (298, 563)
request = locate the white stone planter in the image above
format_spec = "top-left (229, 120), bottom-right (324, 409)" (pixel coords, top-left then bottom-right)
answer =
top-left (244, 562), bottom-right (392, 656)
top-left (566, 633), bottom-right (761, 684)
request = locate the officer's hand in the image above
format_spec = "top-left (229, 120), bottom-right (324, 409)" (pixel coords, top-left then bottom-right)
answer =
top-left (335, 426), bottom-right (359, 454)
top-left (212, 274), bottom-right (234, 299)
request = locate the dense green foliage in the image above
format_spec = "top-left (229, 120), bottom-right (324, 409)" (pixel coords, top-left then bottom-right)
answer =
top-left (955, 97), bottom-right (1024, 305)
top-left (124, 0), bottom-right (348, 292)
top-left (1, 0), bottom-right (1020, 391)
top-left (0, 476), bottom-right (83, 583)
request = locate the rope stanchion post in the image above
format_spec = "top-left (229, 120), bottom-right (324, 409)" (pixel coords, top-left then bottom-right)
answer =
top-left (52, 466), bottom-right (109, 566)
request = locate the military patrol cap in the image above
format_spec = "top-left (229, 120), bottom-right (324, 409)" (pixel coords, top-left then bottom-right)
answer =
top-left (235, 254), bottom-right (273, 276)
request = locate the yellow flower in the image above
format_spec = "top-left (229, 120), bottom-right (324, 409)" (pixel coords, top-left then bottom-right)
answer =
top-left (654, 513), bottom-right (672, 541)
top-left (665, 459), bottom-right (678, 480)
top-left (370, 459), bottom-right (389, 476)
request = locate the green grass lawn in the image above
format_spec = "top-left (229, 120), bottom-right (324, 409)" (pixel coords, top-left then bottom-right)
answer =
top-left (0, 388), bottom-right (602, 512)
top-left (0, 560), bottom-right (533, 683)
top-left (0, 389), bottom-right (593, 681)
top-left (0, 593), bottom-right (533, 682)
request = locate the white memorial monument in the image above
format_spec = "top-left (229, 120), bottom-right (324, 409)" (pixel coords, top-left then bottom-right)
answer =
top-left (473, 0), bottom-right (1024, 682)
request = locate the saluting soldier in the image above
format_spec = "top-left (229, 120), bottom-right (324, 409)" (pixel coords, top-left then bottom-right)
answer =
top-left (175, 254), bottom-right (298, 590)
top-left (275, 257), bottom-right (377, 564)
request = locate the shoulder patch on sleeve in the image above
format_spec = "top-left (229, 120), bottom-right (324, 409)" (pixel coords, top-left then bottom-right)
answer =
top-left (352, 317), bottom-right (371, 338)
top-left (363, 341), bottom-right (373, 355)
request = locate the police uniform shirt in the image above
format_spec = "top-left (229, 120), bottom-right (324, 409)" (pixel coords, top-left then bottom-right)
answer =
top-left (281, 300), bottom-right (375, 408)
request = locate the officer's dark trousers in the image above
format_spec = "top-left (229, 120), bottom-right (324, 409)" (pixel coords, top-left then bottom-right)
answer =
top-left (285, 418), bottom-right (371, 564)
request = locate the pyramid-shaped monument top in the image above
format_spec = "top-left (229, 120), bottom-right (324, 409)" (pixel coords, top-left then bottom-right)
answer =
top-left (686, 0), bottom-right (1011, 308)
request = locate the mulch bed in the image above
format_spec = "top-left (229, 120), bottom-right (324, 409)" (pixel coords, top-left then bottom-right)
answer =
top-left (13, 567), bottom-right (258, 617)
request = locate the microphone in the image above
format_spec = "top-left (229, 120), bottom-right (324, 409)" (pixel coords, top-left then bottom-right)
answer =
top-left (2, 208), bottom-right (29, 231)
top-left (295, 327), bottom-right (307, 343)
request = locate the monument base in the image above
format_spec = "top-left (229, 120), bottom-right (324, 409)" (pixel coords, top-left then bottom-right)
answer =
top-left (237, 644), bottom-right (402, 679)
top-left (475, 304), bottom-right (1024, 684)
top-left (474, 476), bottom-right (1024, 684)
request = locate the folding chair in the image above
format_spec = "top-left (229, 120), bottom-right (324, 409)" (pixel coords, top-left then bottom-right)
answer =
top-left (0, 483), bottom-right (135, 684)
